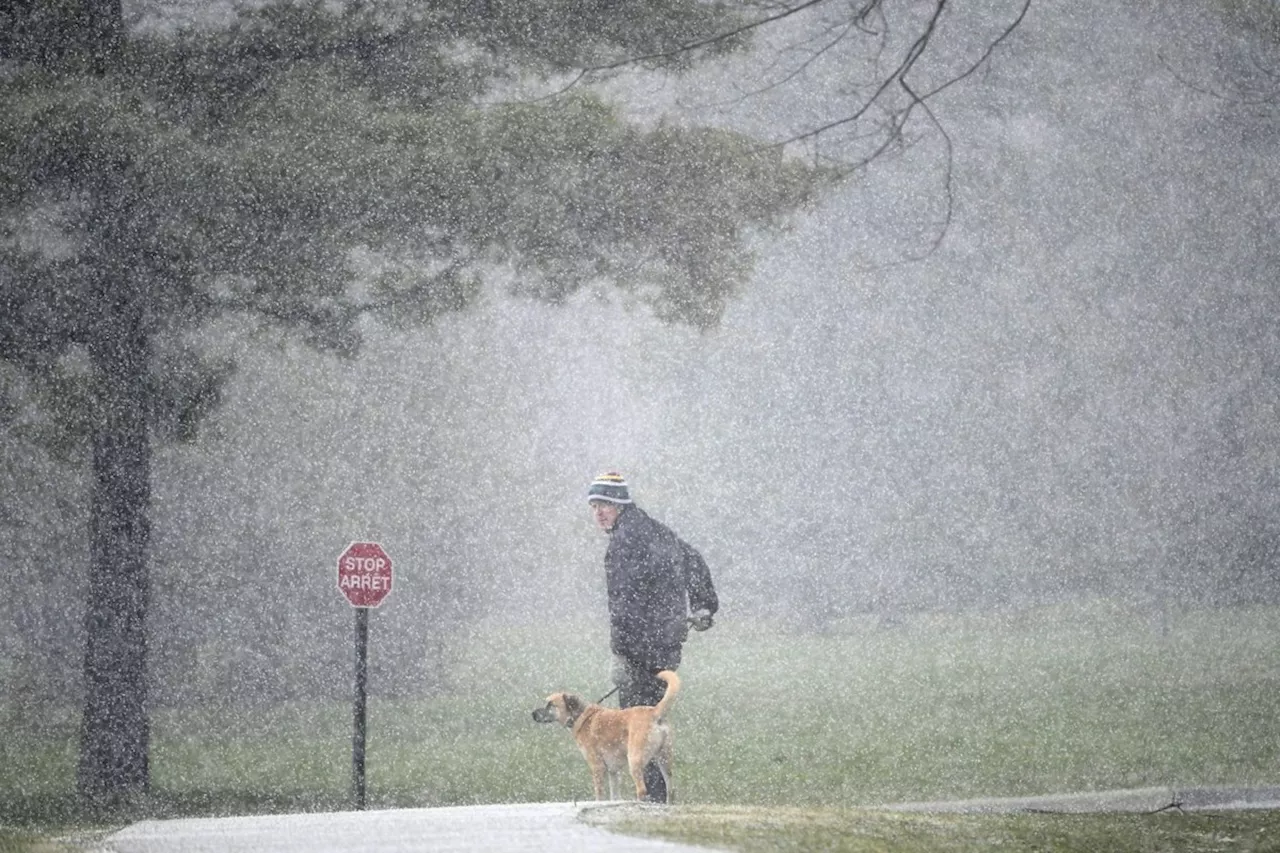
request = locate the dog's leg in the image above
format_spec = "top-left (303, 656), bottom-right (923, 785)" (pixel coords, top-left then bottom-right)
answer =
top-left (624, 726), bottom-right (651, 801)
top-left (586, 754), bottom-right (608, 801)
top-left (628, 754), bottom-right (648, 801)
top-left (655, 733), bottom-right (674, 805)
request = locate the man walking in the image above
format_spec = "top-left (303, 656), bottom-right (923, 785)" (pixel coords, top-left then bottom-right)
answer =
top-left (587, 471), bottom-right (718, 803)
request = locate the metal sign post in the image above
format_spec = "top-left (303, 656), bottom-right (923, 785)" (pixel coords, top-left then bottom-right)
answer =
top-left (352, 606), bottom-right (369, 808)
top-left (336, 542), bottom-right (393, 810)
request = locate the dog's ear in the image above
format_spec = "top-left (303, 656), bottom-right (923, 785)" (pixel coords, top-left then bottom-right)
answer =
top-left (563, 693), bottom-right (585, 720)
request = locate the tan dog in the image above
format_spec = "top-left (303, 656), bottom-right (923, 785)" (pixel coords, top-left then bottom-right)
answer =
top-left (532, 670), bottom-right (680, 802)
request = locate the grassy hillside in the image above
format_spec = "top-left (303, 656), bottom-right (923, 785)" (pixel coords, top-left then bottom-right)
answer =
top-left (2, 600), bottom-right (1278, 829)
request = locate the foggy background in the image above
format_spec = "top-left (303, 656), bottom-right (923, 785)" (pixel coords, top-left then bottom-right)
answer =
top-left (3, 0), bottom-right (1279, 709)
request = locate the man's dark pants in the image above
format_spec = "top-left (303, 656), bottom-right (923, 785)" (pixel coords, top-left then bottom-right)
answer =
top-left (619, 666), bottom-right (671, 803)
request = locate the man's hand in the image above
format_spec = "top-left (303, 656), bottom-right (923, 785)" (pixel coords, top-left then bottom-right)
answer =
top-left (689, 609), bottom-right (714, 632)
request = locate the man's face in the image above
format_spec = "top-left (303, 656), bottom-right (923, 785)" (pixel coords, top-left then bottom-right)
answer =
top-left (591, 501), bottom-right (621, 532)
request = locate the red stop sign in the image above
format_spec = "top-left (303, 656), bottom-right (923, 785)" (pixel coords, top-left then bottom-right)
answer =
top-left (337, 542), bottom-right (393, 608)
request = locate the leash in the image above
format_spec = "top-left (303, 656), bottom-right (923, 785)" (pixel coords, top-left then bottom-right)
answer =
top-left (593, 615), bottom-right (711, 706)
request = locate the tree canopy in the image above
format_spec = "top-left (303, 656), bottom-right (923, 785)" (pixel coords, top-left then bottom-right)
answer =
top-left (2, 0), bottom-right (819, 441)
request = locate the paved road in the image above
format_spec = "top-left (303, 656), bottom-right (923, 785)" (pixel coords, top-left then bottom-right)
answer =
top-left (103, 802), bottom-right (709, 853)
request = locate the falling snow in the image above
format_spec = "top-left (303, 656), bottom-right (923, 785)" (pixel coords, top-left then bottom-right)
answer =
top-left (2, 0), bottom-right (1279, 839)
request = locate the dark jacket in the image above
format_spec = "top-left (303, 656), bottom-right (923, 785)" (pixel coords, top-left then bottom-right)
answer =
top-left (605, 506), bottom-right (718, 669)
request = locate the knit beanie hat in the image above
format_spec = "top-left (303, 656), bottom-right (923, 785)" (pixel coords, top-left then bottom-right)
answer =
top-left (587, 471), bottom-right (633, 505)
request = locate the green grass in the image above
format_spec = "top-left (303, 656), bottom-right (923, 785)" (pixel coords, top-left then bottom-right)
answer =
top-left (0, 828), bottom-right (66, 853)
top-left (3, 599), bottom-right (1280, 851)
top-left (590, 804), bottom-right (1280, 852)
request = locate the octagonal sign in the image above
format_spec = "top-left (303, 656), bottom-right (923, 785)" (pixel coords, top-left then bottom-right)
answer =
top-left (337, 541), bottom-right (393, 608)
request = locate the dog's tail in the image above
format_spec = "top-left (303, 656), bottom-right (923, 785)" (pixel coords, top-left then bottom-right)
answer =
top-left (653, 670), bottom-right (681, 721)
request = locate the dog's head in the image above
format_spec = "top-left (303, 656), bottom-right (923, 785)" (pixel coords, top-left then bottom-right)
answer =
top-left (532, 692), bottom-right (586, 727)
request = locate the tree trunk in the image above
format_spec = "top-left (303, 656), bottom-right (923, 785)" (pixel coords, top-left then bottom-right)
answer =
top-left (77, 273), bottom-right (152, 803)
top-left (73, 0), bottom-right (146, 804)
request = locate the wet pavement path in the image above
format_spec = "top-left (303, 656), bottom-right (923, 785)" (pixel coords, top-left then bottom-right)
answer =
top-left (104, 801), bottom-right (709, 853)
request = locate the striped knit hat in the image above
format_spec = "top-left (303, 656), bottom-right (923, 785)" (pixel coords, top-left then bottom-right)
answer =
top-left (587, 471), bottom-right (633, 505)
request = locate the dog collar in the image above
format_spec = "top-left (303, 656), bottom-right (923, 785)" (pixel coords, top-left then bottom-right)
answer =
top-left (567, 704), bottom-right (595, 729)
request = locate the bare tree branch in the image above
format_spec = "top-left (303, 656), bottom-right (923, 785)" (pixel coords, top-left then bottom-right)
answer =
top-left (1157, 50), bottom-right (1280, 107)
top-left (589, 0), bottom-right (837, 72)
top-left (918, 0), bottom-right (1032, 101)
top-left (549, 0), bottom-right (1030, 257)
top-left (1160, 2), bottom-right (1280, 108)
